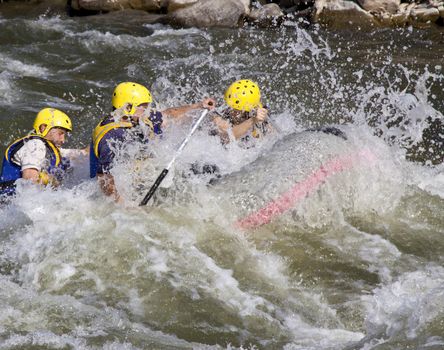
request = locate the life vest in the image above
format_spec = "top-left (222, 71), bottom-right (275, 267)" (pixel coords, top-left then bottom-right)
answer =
top-left (89, 116), bottom-right (133, 178)
top-left (89, 112), bottom-right (164, 178)
top-left (92, 117), bottom-right (133, 159)
top-left (0, 134), bottom-right (62, 196)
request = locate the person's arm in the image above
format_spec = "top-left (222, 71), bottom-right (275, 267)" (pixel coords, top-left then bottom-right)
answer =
top-left (211, 116), bottom-right (231, 144)
top-left (161, 98), bottom-right (215, 119)
top-left (60, 146), bottom-right (89, 160)
top-left (231, 118), bottom-right (257, 140)
top-left (214, 107), bottom-right (269, 141)
top-left (95, 129), bottom-right (126, 203)
top-left (22, 168), bottom-right (40, 183)
top-left (98, 173), bottom-right (123, 203)
top-left (233, 107), bottom-right (269, 139)
top-left (22, 168), bottom-right (59, 186)
top-left (15, 139), bottom-right (59, 186)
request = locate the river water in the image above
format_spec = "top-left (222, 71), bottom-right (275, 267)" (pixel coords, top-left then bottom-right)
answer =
top-left (1, 4), bottom-right (444, 349)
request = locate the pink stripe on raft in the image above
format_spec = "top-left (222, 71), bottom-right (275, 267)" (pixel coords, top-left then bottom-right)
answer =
top-left (235, 150), bottom-right (376, 230)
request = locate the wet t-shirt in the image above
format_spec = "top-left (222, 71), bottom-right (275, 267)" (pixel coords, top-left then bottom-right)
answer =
top-left (12, 139), bottom-right (48, 171)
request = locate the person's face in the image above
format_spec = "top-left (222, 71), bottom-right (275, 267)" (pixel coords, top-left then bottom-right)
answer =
top-left (125, 102), bottom-right (149, 124)
top-left (134, 103), bottom-right (149, 118)
top-left (45, 127), bottom-right (68, 147)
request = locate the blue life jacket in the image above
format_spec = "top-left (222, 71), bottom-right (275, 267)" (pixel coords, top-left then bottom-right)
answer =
top-left (0, 135), bottom-right (63, 196)
top-left (89, 112), bottom-right (163, 178)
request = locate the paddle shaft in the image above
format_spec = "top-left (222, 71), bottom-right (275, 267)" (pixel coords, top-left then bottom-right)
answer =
top-left (140, 109), bottom-right (209, 206)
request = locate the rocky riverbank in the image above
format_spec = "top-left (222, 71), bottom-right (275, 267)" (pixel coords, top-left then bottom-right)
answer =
top-left (1, 0), bottom-right (444, 30)
top-left (70, 0), bottom-right (444, 29)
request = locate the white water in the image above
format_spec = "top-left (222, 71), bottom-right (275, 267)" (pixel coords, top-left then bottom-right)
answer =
top-left (1, 11), bottom-right (444, 349)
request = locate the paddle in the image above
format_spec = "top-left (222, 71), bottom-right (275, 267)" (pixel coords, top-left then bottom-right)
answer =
top-left (140, 108), bottom-right (209, 206)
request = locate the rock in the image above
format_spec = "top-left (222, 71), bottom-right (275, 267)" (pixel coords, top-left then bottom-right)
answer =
top-left (248, 3), bottom-right (285, 26)
top-left (391, 11), bottom-right (409, 26)
top-left (410, 6), bottom-right (440, 23)
top-left (314, 0), bottom-right (378, 28)
top-left (399, 2), bottom-right (415, 12)
top-left (99, 8), bottom-right (165, 25)
top-left (439, 6), bottom-right (444, 17)
top-left (167, 0), bottom-right (198, 12)
top-left (165, 0), bottom-right (250, 28)
top-left (373, 11), bottom-right (393, 26)
top-left (357, 0), bottom-right (400, 14)
top-left (239, 0), bottom-right (251, 14)
top-left (76, 0), bottom-right (162, 12)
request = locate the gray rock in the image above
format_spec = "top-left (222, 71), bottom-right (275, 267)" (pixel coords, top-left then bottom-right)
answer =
top-left (391, 11), bottom-right (410, 26)
top-left (399, 2), bottom-right (414, 12)
top-left (165, 0), bottom-right (250, 28)
top-left (167, 0), bottom-right (199, 12)
top-left (76, 0), bottom-right (162, 12)
top-left (248, 3), bottom-right (285, 26)
top-left (372, 11), bottom-right (393, 26)
top-left (410, 6), bottom-right (440, 23)
top-left (314, 0), bottom-right (378, 28)
top-left (357, 0), bottom-right (400, 14)
top-left (99, 8), bottom-right (165, 24)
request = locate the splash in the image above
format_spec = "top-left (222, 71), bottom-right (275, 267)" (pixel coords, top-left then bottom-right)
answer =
top-left (236, 149), bottom-right (377, 230)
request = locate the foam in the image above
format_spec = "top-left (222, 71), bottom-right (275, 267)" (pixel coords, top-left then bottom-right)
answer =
top-left (362, 266), bottom-right (444, 341)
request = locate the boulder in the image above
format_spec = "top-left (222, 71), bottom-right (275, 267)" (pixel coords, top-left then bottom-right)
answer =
top-left (391, 11), bottom-right (409, 26)
top-left (372, 11), bottom-right (393, 26)
top-left (75, 0), bottom-right (162, 12)
top-left (167, 0), bottom-right (198, 12)
top-left (399, 2), bottom-right (414, 13)
top-left (314, 0), bottom-right (378, 28)
top-left (99, 8), bottom-right (165, 24)
top-left (357, 0), bottom-right (400, 14)
top-left (439, 5), bottom-right (444, 18)
top-left (165, 0), bottom-right (250, 28)
top-left (410, 6), bottom-right (440, 23)
top-left (248, 3), bottom-right (285, 26)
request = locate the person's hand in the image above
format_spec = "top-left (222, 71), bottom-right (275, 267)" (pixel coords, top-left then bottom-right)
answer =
top-left (213, 116), bottom-right (230, 132)
top-left (201, 98), bottom-right (216, 110)
top-left (253, 107), bottom-right (268, 123)
top-left (39, 172), bottom-right (60, 187)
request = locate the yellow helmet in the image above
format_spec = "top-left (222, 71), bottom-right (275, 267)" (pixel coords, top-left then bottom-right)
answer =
top-left (112, 82), bottom-right (153, 116)
top-left (224, 79), bottom-right (262, 112)
top-left (33, 108), bottom-right (72, 137)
